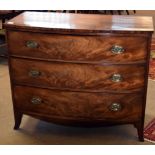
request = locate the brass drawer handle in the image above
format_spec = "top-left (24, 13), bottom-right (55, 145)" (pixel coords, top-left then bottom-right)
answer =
top-left (111, 73), bottom-right (123, 82)
top-left (110, 103), bottom-right (122, 112)
top-left (29, 70), bottom-right (41, 77)
top-left (26, 40), bottom-right (38, 48)
top-left (31, 97), bottom-right (42, 104)
top-left (111, 45), bottom-right (125, 54)
top-left (31, 97), bottom-right (42, 105)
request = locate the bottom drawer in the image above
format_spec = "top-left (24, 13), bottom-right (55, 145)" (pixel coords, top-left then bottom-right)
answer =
top-left (13, 86), bottom-right (142, 122)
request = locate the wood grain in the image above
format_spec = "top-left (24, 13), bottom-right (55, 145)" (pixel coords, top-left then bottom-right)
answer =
top-left (7, 31), bottom-right (148, 63)
top-left (4, 12), bottom-right (154, 34)
top-left (5, 12), bottom-right (153, 141)
top-left (14, 86), bottom-right (142, 121)
top-left (10, 58), bottom-right (145, 92)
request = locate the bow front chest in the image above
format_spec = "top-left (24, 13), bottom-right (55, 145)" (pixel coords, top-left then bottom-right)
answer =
top-left (5, 12), bottom-right (154, 141)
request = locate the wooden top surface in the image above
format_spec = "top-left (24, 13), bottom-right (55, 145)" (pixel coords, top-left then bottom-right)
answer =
top-left (4, 11), bottom-right (154, 34)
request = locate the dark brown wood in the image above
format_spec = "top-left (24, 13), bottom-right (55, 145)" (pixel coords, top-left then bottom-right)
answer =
top-left (8, 31), bottom-right (147, 63)
top-left (5, 11), bottom-right (154, 141)
top-left (139, 32), bottom-right (153, 142)
top-left (4, 12), bottom-right (154, 34)
top-left (10, 58), bottom-right (145, 93)
top-left (13, 110), bottom-right (23, 130)
top-left (134, 121), bottom-right (144, 141)
top-left (0, 11), bottom-right (23, 28)
top-left (4, 30), bottom-right (23, 131)
top-left (14, 86), bottom-right (142, 122)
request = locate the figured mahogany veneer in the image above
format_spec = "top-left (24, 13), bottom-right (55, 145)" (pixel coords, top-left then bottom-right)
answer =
top-left (14, 86), bottom-right (142, 121)
top-left (8, 31), bottom-right (147, 64)
top-left (4, 12), bottom-right (153, 33)
top-left (10, 58), bottom-right (145, 92)
top-left (4, 11), bottom-right (154, 142)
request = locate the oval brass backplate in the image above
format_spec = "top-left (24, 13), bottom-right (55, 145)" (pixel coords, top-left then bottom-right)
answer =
top-left (26, 40), bottom-right (38, 48)
top-left (110, 103), bottom-right (122, 112)
top-left (29, 70), bottom-right (41, 78)
top-left (31, 97), bottom-right (42, 105)
top-left (111, 45), bottom-right (125, 54)
top-left (111, 73), bottom-right (123, 82)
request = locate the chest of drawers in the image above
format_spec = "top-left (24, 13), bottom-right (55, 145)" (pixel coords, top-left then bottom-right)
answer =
top-left (5, 12), bottom-right (154, 141)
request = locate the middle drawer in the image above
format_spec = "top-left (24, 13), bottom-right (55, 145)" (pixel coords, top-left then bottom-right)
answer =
top-left (10, 58), bottom-right (145, 92)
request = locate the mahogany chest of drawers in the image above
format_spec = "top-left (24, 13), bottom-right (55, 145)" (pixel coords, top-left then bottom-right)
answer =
top-left (5, 12), bottom-right (154, 141)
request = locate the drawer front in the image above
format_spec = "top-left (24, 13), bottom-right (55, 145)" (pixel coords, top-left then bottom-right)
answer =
top-left (8, 31), bottom-right (147, 63)
top-left (11, 58), bottom-right (145, 92)
top-left (14, 86), bottom-right (142, 121)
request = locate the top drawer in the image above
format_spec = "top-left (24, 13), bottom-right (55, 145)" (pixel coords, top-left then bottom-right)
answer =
top-left (7, 31), bottom-right (147, 63)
